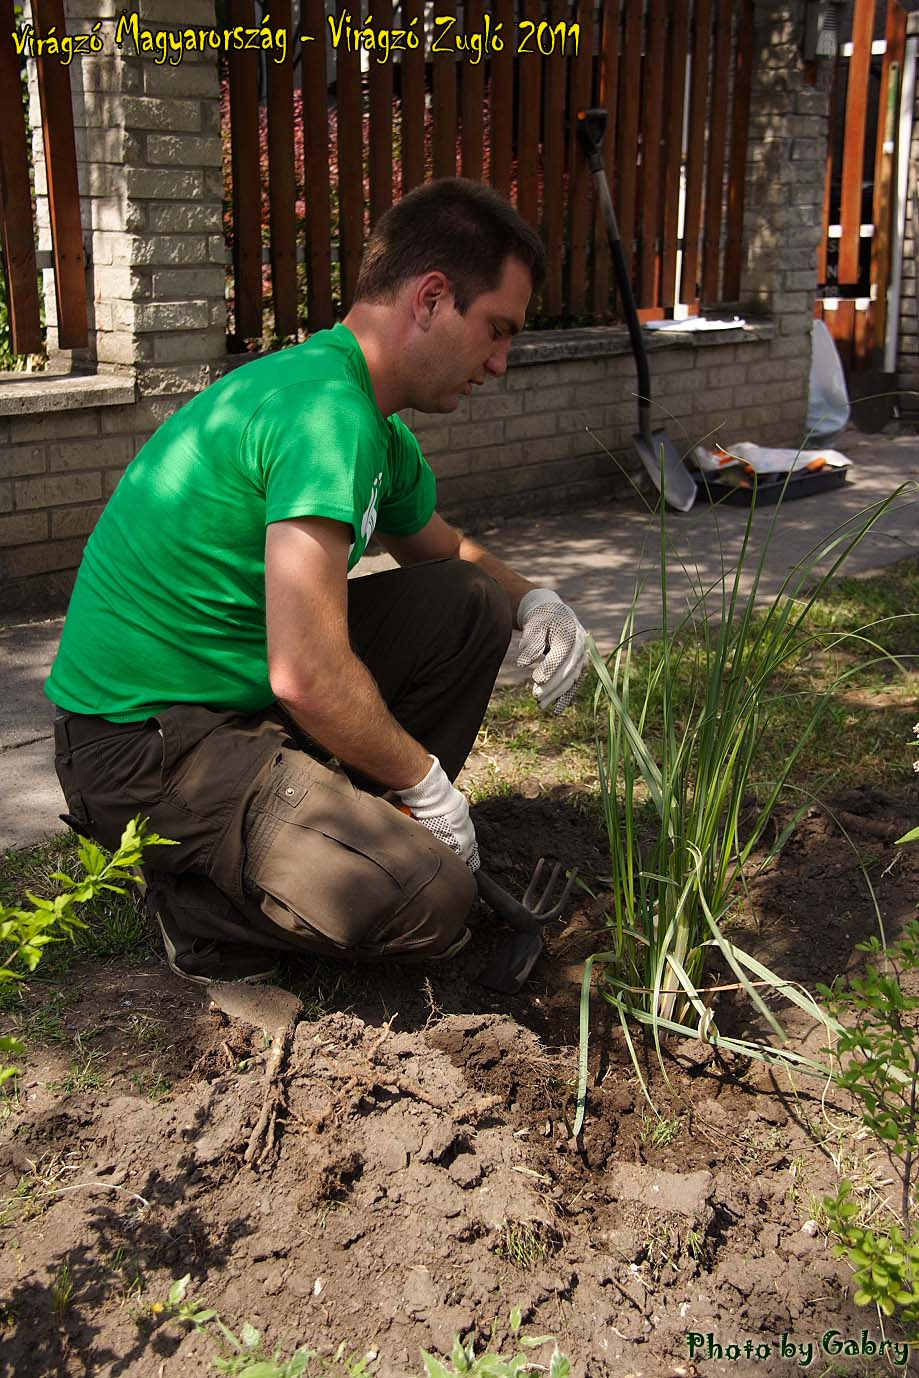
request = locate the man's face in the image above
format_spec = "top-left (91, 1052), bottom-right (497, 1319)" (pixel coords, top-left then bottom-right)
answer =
top-left (412, 256), bottom-right (533, 413)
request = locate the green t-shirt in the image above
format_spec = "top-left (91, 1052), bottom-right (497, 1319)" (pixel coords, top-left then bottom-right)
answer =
top-left (45, 325), bottom-right (436, 720)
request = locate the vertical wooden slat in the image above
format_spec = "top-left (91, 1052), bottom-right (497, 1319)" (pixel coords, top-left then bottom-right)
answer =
top-left (680, 0), bottom-right (711, 304)
top-left (700, 0), bottom-right (732, 304)
top-left (660, 0), bottom-right (689, 309)
top-left (301, 0), bottom-right (333, 330)
top-left (226, 0), bottom-right (262, 341)
top-left (31, 0), bottom-right (86, 348)
top-left (637, 0), bottom-right (667, 306)
top-left (266, 0), bottom-right (297, 338)
top-left (0, 3), bottom-right (41, 354)
top-left (592, 0), bottom-right (621, 317)
top-left (616, 0), bottom-right (643, 287)
top-left (839, 0), bottom-right (875, 286)
top-left (869, 1), bottom-right (906, 354)
top-left (336, 0), bottom-right (364, 310)
top-left (461, 0), bottom-right (485, 180)
top-left (516, 0), bottom-right (542, 228)
top-left (400, 0), bottom-right (426, 193)
top-left (490, 0), bottom-right (515, 196)
top-left (542, 0), bottom-right (567, 316)
top-left (432, 2), bottom-right (458, 178)
top-left (817, 55), bottom-right (839, 287)
top-left (827, 300), bottom-right (856, 371)
top-left (722, 0), bottom-right (754, 301)
top-left (567, 0), bottom-right (594, 314)
top-left (368, 0), bottom-right (393, 224)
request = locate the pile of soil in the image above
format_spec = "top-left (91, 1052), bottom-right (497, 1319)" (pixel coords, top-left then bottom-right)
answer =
top-left (1, 784), bottom-right (918, 1377)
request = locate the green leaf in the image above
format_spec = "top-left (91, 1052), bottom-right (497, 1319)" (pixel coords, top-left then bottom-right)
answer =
top-left (168, 1275), bottom-right (190, 1306)
top-left (240, 1322), bottom-right (261, 1349)
top-left (284, 1352), bottom-right (316, 1378)
top-left (549, 1346), bottom-right (572, 1378)
top-left (451, 1335), bottom-right (472, 1371)
top-left (421, 1352), bottom-right (453, 1378)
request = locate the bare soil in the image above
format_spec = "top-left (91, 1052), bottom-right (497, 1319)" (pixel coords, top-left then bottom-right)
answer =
top-left (2, 783), bottom-right (919, 1378)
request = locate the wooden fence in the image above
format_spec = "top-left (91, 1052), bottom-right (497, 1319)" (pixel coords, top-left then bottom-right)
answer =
top-left (816, 0), bottom-right (913, 371)
top-left (225, 0), bottom-right (756, 346)
top-left (0, 1), bottom-right (756, 359)
top-left (0, 0), bottom-right (87, 355)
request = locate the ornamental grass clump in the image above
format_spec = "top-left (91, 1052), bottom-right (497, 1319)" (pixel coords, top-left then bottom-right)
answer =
top-left (576, 480), bottom-right (916, 1123)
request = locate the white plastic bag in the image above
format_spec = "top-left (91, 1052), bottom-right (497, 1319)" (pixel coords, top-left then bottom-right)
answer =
top-left (806, 318), bottom-right (850, 438)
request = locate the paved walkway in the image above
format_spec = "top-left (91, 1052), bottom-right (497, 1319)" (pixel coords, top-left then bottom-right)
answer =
top-left (2, 426), bottom-right (916, 853)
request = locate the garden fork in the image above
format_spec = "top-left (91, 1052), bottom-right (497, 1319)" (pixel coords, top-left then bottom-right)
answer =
top-left (476, 861), bottom-right (577, 995)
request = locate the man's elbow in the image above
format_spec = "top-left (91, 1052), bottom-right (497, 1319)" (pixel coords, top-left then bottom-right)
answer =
top-left (269, 661), bottom-right (328, 718)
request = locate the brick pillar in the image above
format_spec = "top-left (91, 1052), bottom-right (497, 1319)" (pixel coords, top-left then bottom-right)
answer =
top-left (31, 0), bottom-right (227, 399)
top-left (739, 2), bottom-right (830, 337)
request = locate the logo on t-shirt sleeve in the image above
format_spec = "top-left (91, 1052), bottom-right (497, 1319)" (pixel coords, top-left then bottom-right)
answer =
top-left (360, 471), bottom-right (383, 545)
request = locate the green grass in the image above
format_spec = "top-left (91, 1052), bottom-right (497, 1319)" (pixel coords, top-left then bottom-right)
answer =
top-left (47, 1039), bottom-right (107, 1095)
top-left (473, 555), bottom-right (919, 807)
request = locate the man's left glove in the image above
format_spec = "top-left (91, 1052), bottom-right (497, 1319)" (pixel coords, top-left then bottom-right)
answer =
top-left (517, 588), bottom-right (589, 713)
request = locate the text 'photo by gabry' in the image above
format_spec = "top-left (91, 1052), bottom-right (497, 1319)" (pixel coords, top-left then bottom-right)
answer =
top-left (10, 8), bottom-right (582, 67)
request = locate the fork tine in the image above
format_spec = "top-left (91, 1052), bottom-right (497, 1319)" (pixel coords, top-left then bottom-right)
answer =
top-left (531, 861), bottom-right (562, 914)
top-left (532, 862), bottom-right (577, 921)
top-left (520, 857), bottom-right (548, 909)
top-left (475, 862), bottom-right (578, 934)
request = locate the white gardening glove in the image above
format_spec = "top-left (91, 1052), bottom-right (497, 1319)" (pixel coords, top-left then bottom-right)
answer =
top-left (396, 755), bottom-right (480, 871)
top-left (517, 588), bottom-right (589, 712)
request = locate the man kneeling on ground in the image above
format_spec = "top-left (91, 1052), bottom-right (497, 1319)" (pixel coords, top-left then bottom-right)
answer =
top-left (45, 178), bottom-right (589, 984)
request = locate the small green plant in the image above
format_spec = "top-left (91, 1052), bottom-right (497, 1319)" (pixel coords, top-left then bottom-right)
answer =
top-left (154, 1275), bottom-right (365, 1375)
top-left (51, 1258), bottom-right (75, 1323)
top-left (421, 1308), bottom-right (569, 1378)
top-left (0, 817), bottom-right (173, 1084)
top-left (638, 1110), bottom-right (682, 1149)
top-left (495, 1221), bottom-right (555, 1272)
top-left (820, 916), bottom-right (919, 1334)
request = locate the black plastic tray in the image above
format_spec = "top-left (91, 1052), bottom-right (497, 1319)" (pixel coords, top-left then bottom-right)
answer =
top-left (695, 466), bottom-right (849, 508)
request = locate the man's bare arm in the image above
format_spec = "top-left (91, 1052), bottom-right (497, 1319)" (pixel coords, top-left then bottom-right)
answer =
top-left (265, 516), bottom-right (431, 789)
top-left (377, 512), bottom-right (537, 627)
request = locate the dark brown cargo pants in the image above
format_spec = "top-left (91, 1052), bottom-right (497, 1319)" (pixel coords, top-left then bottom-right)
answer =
top-left (53, 559), bottom-right (513, 962)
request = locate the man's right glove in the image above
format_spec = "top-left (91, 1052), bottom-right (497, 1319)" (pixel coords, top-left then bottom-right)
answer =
top-left (396, 755), bottom-right (480, 871)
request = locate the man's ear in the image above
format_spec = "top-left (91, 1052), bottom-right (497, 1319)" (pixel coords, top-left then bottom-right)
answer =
top-left (412, 271), bottom-right (451, 329)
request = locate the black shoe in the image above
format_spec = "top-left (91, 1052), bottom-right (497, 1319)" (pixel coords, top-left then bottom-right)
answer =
top-left (145, 883), bottom-right (278, 987)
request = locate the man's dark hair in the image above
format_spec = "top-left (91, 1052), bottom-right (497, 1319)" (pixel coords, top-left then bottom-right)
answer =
top-left (354, 178), bottom-right (546, 313)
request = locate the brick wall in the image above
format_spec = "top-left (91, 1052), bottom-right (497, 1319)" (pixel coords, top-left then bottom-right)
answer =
top-left (403, 326), bottom-right (786, 523)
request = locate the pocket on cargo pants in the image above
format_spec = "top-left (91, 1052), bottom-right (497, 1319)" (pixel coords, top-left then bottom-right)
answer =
top-left (241, 748), bottom-right (476, 960)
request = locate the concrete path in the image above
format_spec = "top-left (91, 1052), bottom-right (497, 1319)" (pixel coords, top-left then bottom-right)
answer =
top-left (1, 426), bottom-right (916, 853)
